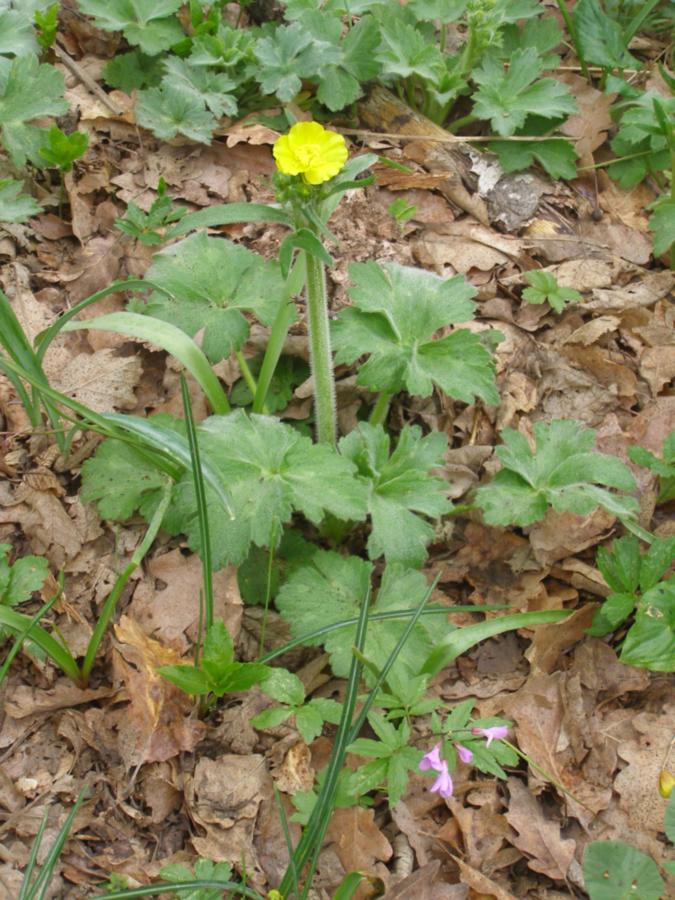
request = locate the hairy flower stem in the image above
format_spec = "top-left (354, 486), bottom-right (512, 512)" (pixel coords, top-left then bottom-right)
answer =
top-left (304, 239), bottom-right (337, 445)
top-left (253, 258), bottom-right (304, 414)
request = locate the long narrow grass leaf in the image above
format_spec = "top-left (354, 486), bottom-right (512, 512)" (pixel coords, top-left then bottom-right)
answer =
top-left (29, 787), bottom-right (88, 900)
top-left (0, 607), bottom-right (81, 684)
top-left (62, 312), bottom-right (230, 415)
top-left (421, 609), bottom-right (571, 676)
top-left (34, 279), bottom-right (174, 362)
top-left (0, 572), bottom-right (64, 685)
top-left (180, 374), bottom-right (213, 630)
top-left (165, 202), bottom-right (291, 239)
top-left (91, 881), bottom-right (264, 899)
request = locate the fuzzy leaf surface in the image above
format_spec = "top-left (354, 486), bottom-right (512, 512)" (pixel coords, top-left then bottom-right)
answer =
top-left (472, 48), bottom-right (576, 136)
top-left (142, 233), bottom-right (289, 362)
top-left (0, 55), bottom-right (67, 167)
top-left (475, 420), bottom-right (638, 526)
top-left (172, 412), bottom-right (369, 568)
top-left (276, 551), bottom-right (439, 682)
top-left (136, 82), bottom-right (217, 143)
top-left (339, 423), bottom-right (452, 568)
top-left (0, 179), bottom-right (41, 223)
top-left (77, 0), bottom-right (184, 54)
top-left (0, 544), bottom-right (49, 608)
top-left (332, 260), bottom-right (498, 404)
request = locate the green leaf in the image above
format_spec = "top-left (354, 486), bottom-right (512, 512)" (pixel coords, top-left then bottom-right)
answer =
top-left (332, 260), bottom-right (499, 404)
top-left (572, 0), bottom-right (639, 70)
top-left (620, 578), bottom-right (675, 672)
top-left (103, 50), bottom-right (164, 92)
top-left (489, 138), bottom-right (578, 180)
top-left (77, 0), bottom-right (184, 54)
top-left (0, 9), bottom-right (37, 56)
top-left (521, 270), bottom-right (582, 312)
top-left (587, 592), bottom-right (636, 636)
top-left (583, 841), bottom-right (663, 900)
top-left (159, 859), bottom-right (233, 900)
top-left (0, 545), bottom-right (49, 608)
top-left (648, 194), bottom-right (675, 257)
top-left (407, 0), bottom-right (467, 22)
top-left (472, 48), bottom-right (576, 136)
top-left (609, 94), bottom-right (674, 188)
top-left (80, 435), bottom-right (171, 521)
top-left (640, 537), bottom-right (675, 592)
top-left (0, 55), bottom-right (67, 167)
top-left (251, 706), bottom-right (293, 730)
top-left (260, 666), bottom-right (305, 705)
top-left (377, 18), bottom-right (444, 82)
top-left (158, 664), bottom-right (212, 695)
top-left (334, 872), bottom-right (366, 900)
top-left (665, 793), bottom-right (675, 843)
top-left (292, 704), bottom-right (323, 743)
top-left (597, 536), bottom-right (642, 595)
top-left (276, 552), bottom-right (439, 683)
top-left (201, 618), bottom-right (234, 676)
top-left (498, 18), bottom-right (564, 69)
top-left (172, 411), bottom-right (368, 567)
top-left (421, 609), bottom-right (570, 676)
top-left (629, 433), bottom-right (675, 504)
top-left (0, 179), bottom-right (41, 223)
top-left (38, 126), bottom-right (88, 173)
top-left (162, 56), bottom-right (238, 118)
top-left (231, 354), bottom-right (309, 414)
top-left (475, 420), bottom-right (638, 527)
top-left (339, 423), bottom-right (452, 568)
top-left (253, 22), bottom-right (324, 102)
top-left (142, 233), bottom-right (290, 363)
top-left (136, 82), bottom-right (217, 143)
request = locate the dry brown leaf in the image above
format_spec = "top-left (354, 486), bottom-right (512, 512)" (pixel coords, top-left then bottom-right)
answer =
top-left (639, 345), bottom-right (675, 396)
top-left (326, 806), bottom-right (393, 881)
top-left (524, 605), bottom-right (595, 675)
top-left (187, 755), bottom-right (270, 885)
top-left (562, 316), bottom-right (621, 346)
top-left (274, 741), bottom-right (315, 794)
top-left (453, 855), bottom-right (518, 900)
top-left (529, 507), bottom-right (615, 566)
top-left (614, 709), bottom-right (674, 837)
top-left (505, 778), bottom-right (576, 881)
top-left (385, 862), bottom-right (469, 899)
top-left (3, 681), bottom-right (113, 719)
top-left (112, 616), bottom-right (205, 768)
top-left (130, 549), bottom-right (242, 652)
top-left (50, 349), bottom-right (141, 412)
top-left (558, 74), bottom-right (613, 164)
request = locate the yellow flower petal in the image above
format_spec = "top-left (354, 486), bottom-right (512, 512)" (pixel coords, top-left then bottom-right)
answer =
top-left (273, 121), bottom-right (348, 185)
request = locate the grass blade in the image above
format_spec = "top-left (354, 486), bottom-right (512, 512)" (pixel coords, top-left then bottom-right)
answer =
top-left (62, 311), bottom-right (230, 415)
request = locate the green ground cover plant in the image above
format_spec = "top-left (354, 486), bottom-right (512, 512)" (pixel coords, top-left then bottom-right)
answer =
top-left (1, 2), bottom-right (674, 897)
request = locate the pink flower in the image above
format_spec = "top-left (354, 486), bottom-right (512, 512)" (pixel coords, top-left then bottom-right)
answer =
top-left (430, 761), bottom-right (453, 798)
top-left (419, 743), bottom-right (443, 772)
top-left (472, 725), bottom-right (509, 747)
top-left (456, 743), bottom-right (473, 764)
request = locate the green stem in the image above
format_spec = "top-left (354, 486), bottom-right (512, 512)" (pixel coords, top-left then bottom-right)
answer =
top-left (670, 147), bottom-right (675, 271)
top-left (258, 540), bottom-right (275, 660)
top-left (80, 486), bottom-right (172, 684)
top-left (448, 112), bottom-right (478, 133)
top-left (502, 739), bottom-right (595, 813)
top-left (369, 392), bottom-right (391, 427)
top-left (253, 260), bottom-right (305, 414)
top-left (235, 350), bottom-right (259, 401)
top-left (554, 0), bottom-right (590, 82)
top-left (304, 235), bottom-right (337, 445)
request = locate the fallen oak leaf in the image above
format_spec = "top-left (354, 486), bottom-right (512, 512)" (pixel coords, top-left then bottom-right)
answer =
top-left (505, 777), bottom-right (575, 881)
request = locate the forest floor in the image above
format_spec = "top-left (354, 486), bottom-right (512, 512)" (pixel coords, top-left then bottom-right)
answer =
top-left (0, 4), bottom-right (674, 899)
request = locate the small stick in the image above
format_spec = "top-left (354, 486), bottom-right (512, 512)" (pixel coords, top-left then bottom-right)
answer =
top-left (54, 41), bottom-right (123, 117)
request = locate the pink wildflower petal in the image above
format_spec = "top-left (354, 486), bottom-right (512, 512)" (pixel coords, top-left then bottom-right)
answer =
top-left (430, 761), bottom-right (453, 798)
top-left (419, 743), bottom-right (443, 772)
top-left (471, 725), bottom-right (509, 747)
top-left (456, 743), bottom-right (473, 764)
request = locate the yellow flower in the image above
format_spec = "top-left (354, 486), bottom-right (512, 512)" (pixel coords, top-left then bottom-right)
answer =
top-left (273, 121), bottom-right (348, 185)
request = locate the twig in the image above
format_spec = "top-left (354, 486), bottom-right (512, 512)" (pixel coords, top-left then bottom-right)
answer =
top-left (338, 127), bottom-right (569, 144)
top-left (54, 41), bottom-right (123, 116)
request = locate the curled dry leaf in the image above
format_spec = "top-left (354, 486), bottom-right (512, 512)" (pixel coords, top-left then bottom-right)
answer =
top-left (505, 778), bottom-right (576, 881)
top-left (112, 616), bottom-right (206, 769)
